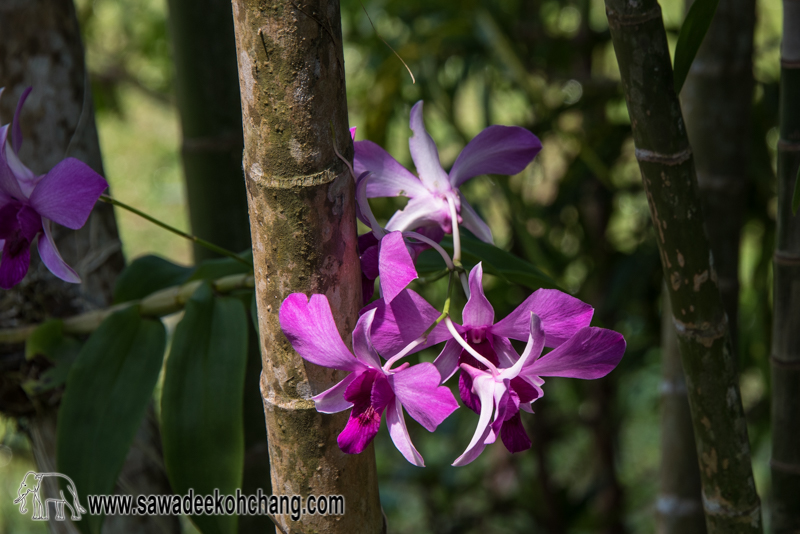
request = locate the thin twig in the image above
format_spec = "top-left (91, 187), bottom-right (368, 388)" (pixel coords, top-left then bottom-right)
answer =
top-left (360, 2), bottom-right (416, 84)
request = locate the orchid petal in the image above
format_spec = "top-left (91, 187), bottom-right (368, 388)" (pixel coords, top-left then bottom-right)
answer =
top-left (312, 374), bottom-right (357, 414)
top-left (350, 126), bottom-right (357, 141)
top-left (11, 87), bottom-right (32, 154)
top-left (462, 263), bottom-right (494, 328)
top-left (378, 231), bottom-right (418, 303)
top-left (0, 126), bottom-right (25, 200)
top-left (524, 327), bottom-right (626, 379)
top-left (449, 125), bottom-right (542, 188)
top-left (352, 308), bottom-right (383, 369)
top-left (0, 237), bottom-right (31, 289)
top-left (500, 412), bottom-right (532, 453)
top-left (29, 158), bottom-right (108, 229)
top-left (408, 101), bottom-right (451, 194)
top-left (354, 140), bottom-right (427, 198)
top-left (360, 243), bottom-right (379, 280)
top-left (492, 288), bottom-right (594, 347)
top-left (458, 193), bottom-right (493, 244)
top-left (452, 368), bottom-right (496, 466)
top-left (492, 335), bottom-right (518, 369)
top-left (433, 339), bottom-right (462, 383)
top-left (38, 219), bottom-right (79, 284)
top-left (384, 195), bottom-right (447, 234)
top-left (279, 293), bottom-right (364, 372)
top-left (386, 397), bottom-right (425, 466)
top-left (488, 383), bottom-right (512, 442)
top-left (500, 313), bottom-right (545, 379)
top-left (511, 376), bottom-right (542, 404)
top-left (364, 288), bottom-right (451, 356)
top-left (389, 362), bottom-right (458, 432)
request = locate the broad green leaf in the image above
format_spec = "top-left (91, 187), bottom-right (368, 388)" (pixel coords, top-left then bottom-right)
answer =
top-left (186, 250), bottom-right (253, 282)
top-left (417, 235), bottom-right (560, 291)
top-left (113, 255), bottom-right (192, 303)
top-left (673, 0), bottom-right (720, 94)
top-left (57, 307), bottom-right (166, 534)
top-left (161, 283), bottom-right (248, 534)
top-left (793, 165), bottom-right (800, 215)
top-left (23, 321), bottom-right (82, 394)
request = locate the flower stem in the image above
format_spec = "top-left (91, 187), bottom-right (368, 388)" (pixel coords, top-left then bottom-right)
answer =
top-left (403, 231), bottom-right (454, 270)
top-left (447, 196), bottom-right (462, 265)
top-left (99, 195), bottom-right (252, 268)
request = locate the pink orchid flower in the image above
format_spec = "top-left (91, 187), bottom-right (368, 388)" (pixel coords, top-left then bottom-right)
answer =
top-left (0, 87), bottom-right (108, 289)
top-left (279, 292), bottom-right (459, 466)
top-left (354, 100), bottom-right (541, 243)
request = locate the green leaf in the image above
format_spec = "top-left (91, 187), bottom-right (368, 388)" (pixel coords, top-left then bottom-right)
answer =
top-left (23, 321), bottom-right (82, 394)
top-left (57, 307), bottom-right (166, 534)
top-left (113, 255), bottom-right (193, 303)
top-left (793, 165), bottom-right (800, 215)
top-left (673, 0), bottom-right (720, 93)
top-left (161, 283), bottom-right (248, 534)
top-left (25, 319), bottom-right (65, 361)
top-left (187, 250), bottom-right (253, 282)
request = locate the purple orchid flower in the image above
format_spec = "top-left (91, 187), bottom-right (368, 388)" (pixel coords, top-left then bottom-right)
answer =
top-left (0, 87), bottom-right (108, 289)
top-left (354, 100), bottom-right (541, 243)
top-left (452, 311), bottom-right (626, 465)
top-left (279, 292), bottom-right (459, 466)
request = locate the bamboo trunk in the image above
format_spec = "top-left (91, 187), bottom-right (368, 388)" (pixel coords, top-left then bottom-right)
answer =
top-left (770, 2), bottom-right (800, 531)
top-left (602, 2), bottom-right (762, 531)
top-left (0, 2), bottom-right (178, 533)
top-left (658, 1), bottom-right (757, 531)
top-left (230, 2), bottom-right (384, 533)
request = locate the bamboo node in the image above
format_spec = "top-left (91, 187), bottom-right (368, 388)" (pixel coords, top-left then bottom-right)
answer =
top-left (259, 373), bottom-right (317, 412)
top-left (777, 139), bottom-right (800, 152)
top-left (671, 316), bottom-right (726, 348)
top-left (770, 458), bottom-right (800, 475)
top-left (635, 147), bottom-right (692, 166)
top-left (770, 355), bottom-right (800, 370)
top-left (605, 5), bottom-right (662, 27)
top-left (655, 494), bottom-right (702, 517)
top-left (702, 494), bottom-right (761, 519)
top-left (774, 251), bottom-right (800, 266)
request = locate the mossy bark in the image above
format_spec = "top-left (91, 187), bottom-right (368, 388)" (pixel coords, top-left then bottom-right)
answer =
top-left (603, 2), bottom-right (762, 532)
top-left (770, 3), bottom-right (800, 531)
top-left (231, 2), bottom-right (383, 533)
top-left (0, 2), bottom-right (178, 533)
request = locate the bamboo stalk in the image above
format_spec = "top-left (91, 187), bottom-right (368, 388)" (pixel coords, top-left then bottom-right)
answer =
top-left (230, 2), bottom-right (384, 533)
top-left (602, 2), bottom-right (762, 531)
top-left (657, 1), bottom-right (757, 531)
top-left (770, 2), bottom-right (800, 531)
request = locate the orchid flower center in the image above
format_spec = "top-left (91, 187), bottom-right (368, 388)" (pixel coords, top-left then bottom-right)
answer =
top-left (468, 327), bottom-right (487, 345)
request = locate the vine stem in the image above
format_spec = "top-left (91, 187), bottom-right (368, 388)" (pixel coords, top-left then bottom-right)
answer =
top-left (99, 195), bottom-right (252, 268)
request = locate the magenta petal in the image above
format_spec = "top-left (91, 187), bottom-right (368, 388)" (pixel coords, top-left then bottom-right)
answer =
top-left (492, 288), bottom-right (594, 347)
top-left (29, 158), bottom-right (108, 229)
top-left (510, 376), bottom-right (542, 404)
top-left (458, 193), bottom-right (494, 244)
top-left (524, 327), bottom-right (626, 379)
top-left (378, 231), bottom-right (418, 303)
top-left (365, 288), bottom-right (450, 356)
top-left (279, 293), bottom-right (364, 372)
top-left (350, 126), bottom-right (357, 141)
top-left (0, 238), bottom-right (31, 289)
top-left (389, 362), bottom-right (458, 432)
top-left (408, 101), bottom-right (451, 194)
top-left (352, 309), bottom-right (383, 369)
top-left (384, 195), bottom-right (447, 234)
top-left (452, 369), bottom-right (496, 466)
top-left (449, 125), bottom-right (542, 188)
top-left (462, 263), bottom-right (494, 328)
top-left (500, 412), bottom-right (532, 453)
top-left (386, 398), bottom-right (425, 466)
top-left (312, 374), bottom-right (356, 414)
top-left (360, 243), bottom-right (380, 280)
top-left (38, 219), bottom-right (79, 284)
top-left (433, 339), bottom-right (462, 383)
top-left (11, 87), bottom-right (32, 155)
top-left (0, 126), bottom-right (25, 201)
top-left (354, 140), bottom-right (427, 199)
top-left (338, 371), bottom-right (393, 454)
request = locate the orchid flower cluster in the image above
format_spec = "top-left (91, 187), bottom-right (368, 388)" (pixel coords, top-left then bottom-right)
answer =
top-left (0, 88), bottom-right (108, 289)
top-left (279, 102), bottom-right (626, 466)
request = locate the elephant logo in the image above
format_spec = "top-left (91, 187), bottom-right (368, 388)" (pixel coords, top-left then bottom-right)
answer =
top-left (13, 471), bottom-right (86, 522)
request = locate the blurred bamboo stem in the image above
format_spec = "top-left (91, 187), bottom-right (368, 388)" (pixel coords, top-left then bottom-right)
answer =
top-left (230, 1), bottom-right (385, 533)
top-left (0, 274), bottom-right (254, 345)
top-left (770, 3), bottom-right (800, 531)
top-left (603, 2), bottom-right (762, 532)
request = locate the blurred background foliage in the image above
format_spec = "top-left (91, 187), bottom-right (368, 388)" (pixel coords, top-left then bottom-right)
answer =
top-left (0, 0), bottom-right (783, 532)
